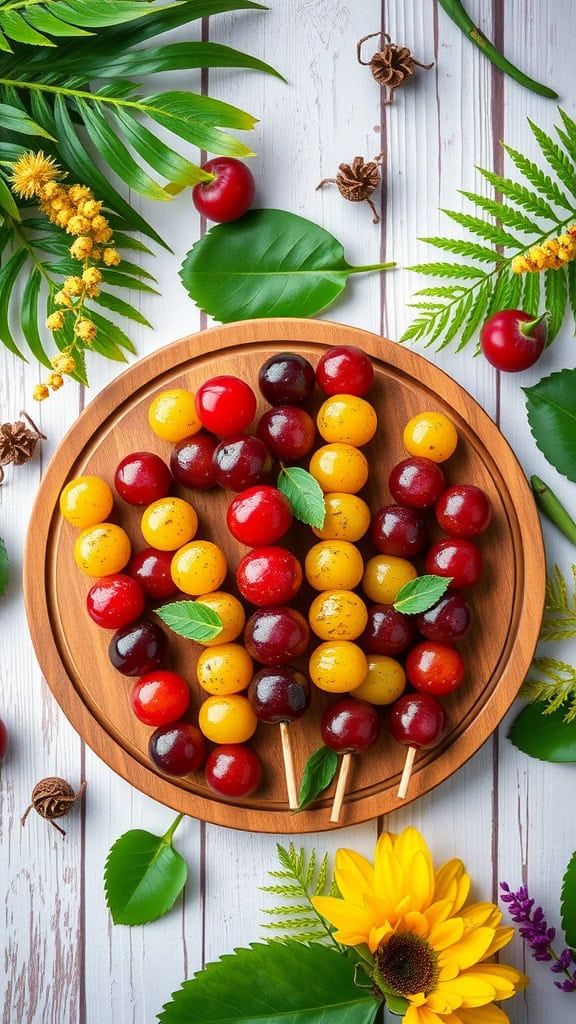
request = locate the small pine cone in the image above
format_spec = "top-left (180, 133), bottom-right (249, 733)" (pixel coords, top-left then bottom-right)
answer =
top-left (33, 384), bottom-right (50, 402)
top-left (51, 352), bottom-right (76, 374)
top-left (21, 777), bottom-right (86, 836)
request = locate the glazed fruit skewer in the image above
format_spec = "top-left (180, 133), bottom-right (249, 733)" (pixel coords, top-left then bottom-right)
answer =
top-left (390, 693), bottom-right (446, 800)
top-left (320, 697), bottom-right (380, 824)
top-left (248, 666), bottom-right (310, 810)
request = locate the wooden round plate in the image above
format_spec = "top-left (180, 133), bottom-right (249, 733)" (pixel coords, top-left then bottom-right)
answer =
top-left (24, 318), bottom-right (545, 833)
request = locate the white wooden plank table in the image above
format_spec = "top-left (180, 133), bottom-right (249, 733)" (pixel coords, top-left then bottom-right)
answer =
top-left (1, 2), bottom-right (574, 1021)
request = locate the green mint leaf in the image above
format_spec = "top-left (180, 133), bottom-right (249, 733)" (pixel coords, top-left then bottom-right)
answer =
top-left (278, 466), bottom-right (326, 528)
top-left (523, 369), bottom-right (576, 483)
top-left (104, 815), bottom-right (187, 926)
top-left (0, 537), bottom-right (8, 597)
top-left (508, 702), bottom-right (576, 761)
top-left (393, 574), bottom-right (452, 615)
top-left (179, 209), bottom-right (394, 322)
top-left (157, 940), bottom-right (381, 1024)
top-left (155, 600), bottom-right (223, 642)
top-left (561, 850), bottom-right (576, 947)
top-left (297, 746), bottom-right (339, 811)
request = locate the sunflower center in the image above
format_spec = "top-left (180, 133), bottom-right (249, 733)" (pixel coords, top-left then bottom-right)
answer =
top-left (373, 932), bottom-right (438, 997)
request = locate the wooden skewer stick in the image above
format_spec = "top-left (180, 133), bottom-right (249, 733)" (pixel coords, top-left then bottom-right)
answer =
top-left (330, 752), bottom-right (352, 823)
top-left (397, 745), bottom-right (417, 800)
top-left (279, 722), bottom-right (298, 810)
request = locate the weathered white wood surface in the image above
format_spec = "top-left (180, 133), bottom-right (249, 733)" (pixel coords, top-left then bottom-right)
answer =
top-left (1, 1), bottom-right (575, 1021)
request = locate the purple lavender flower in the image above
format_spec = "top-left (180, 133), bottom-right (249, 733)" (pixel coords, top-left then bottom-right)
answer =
top-left (500, 881), bottom-right (576, 993)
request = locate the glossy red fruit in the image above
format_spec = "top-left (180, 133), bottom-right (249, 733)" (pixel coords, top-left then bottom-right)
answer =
top-left (149, 722), bottom-right (207, 775)
top-left (127, 548), bottom-right (180, 600)
top-left (114, 451), bottom-right (172, 506)
top-left (320, 697), bottom-right (381, 753)
top-left (213, 434), bottom-right (273, 491)
top-left (415, 593), bottom-right (472, 643)
top-left (227, 485), bottom-right (293, 547)
top-left (248, 666), bottom-right (310, 723)
top-left (480, 309), bottom-right (547, 372)
top-left (196, 376), bottom-right (257, 436)
top-left (316, 345), bottom-right (374, 396)
top-left (370, 505), bottom-right (428, 558)
top-left (192, 157), bottom-right (255, 223)
top-left (360, 604), bottom-right (417, 656)
top-left (425, 538), bottom-right (483, 590)
top-left (205, 744), bottom-right (262, 797)
top-left (435, 484), bottom-right (492, 538)
top-left (236, 546), bottom-right (303, 606)
top-left (258, 353), bottom-right (316, 405)
top-left (0, 717), bottom-right (7, 761)
top-left (405, 641), bottom-right (465, 696)
top-left (86, 573), bottom-right (146, 629)
top-left (389, 692), bottom-right (446, 748)
top-left (109, 620), bottom-right (167, 676)
top-left (170, 433), bottom-right (218, 490)
top-left (388, 457), bottom-right (446, 508)
top-left (244, 606), bottom-right (310, 665)
top-left (256, 405), bottom-right (316, 461)
top-left (130, 670), bottom-right (190, 726)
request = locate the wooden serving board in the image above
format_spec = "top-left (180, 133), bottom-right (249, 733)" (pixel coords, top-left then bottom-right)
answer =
top-left (23, 318), bottom-right (545, 833)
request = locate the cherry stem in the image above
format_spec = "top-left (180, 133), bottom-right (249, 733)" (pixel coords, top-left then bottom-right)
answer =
top-left (519, 311), bottom-right (550, 337)
top-left (279, 722), bottom-right (298, 810)
top-left (330, 752), bottom-right (352, 823)
top-left (397, 745), bottom-right (417, 800)
top-left (162, 812), bottom-right (184, 846)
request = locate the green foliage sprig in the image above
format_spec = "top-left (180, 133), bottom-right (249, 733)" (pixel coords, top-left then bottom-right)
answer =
top-left (0, 0), bottom-right (281, 373)
top-left (403, 109), bottom-right (576, 351)
top-left (259, 843), bottom-right (336, 944)
top-left (0, 536), bottom-right (8, 596)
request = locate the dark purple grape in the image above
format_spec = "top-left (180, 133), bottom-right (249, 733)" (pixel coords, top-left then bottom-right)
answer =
top-left (258, 353), bottom-right (315, 405)
top-left (248, 667), bottom-right (310, 724)
top-left (108, 620), bottom-right (167, 676)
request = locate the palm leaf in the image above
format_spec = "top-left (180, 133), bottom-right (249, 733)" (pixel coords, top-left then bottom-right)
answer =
top-left (0, 245), bottom-right (27, 355)
top-left (21, 266), bottom-right (51, 365)
top-left (441, 208), bottom-right (523, 249)
top-left (0, 101), bottom-right (54, 138)
top-left (0, 9), bottom-right (53, 46)
top-left (94, 291), bottom-right (153, 329)
top-left (23, 6), bottom-right (93, 38)
top-left (111, 106), bottom-right (211, 190)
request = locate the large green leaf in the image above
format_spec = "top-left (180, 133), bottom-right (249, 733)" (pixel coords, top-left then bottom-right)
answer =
top-left (0, 102), bottom-right (54, 139)
top-left (523, 369), bottom-right (576, 482)
top-left (508, 702), bottom-right (576, 761)
top-left (561, 851), bottom-right (576, 947)
top-left (180, 209), bottom-right (394, 322)
top-left (0, 246), bottom-right (28, 356)
top-left (157, 942), bottom-right (381, 1024)
top-left (145, 91), bottom-right (257, 157)
top-left (104, 819), bottom-right (188, 925)
top-left (51, 0), bottom-right (182, 30)
top-left (21, 267), bottom-right (51, 366)
top-left (0, 9), bottom-right (54, 46)
top-left (23, 6), bottom-right (93, 38)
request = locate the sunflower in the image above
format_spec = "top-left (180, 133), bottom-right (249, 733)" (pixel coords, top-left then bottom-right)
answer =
top-left (311, 827), bottom-right (528, 1024)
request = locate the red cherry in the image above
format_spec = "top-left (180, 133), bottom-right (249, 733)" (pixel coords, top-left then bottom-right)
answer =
top-left (248, 667), bottom-right (310, 723)
top-left (425, 538), bottom-right (483, 589)
top-left (205, 744), bottom-right (262, 797)
top-left (0, 717), bottom-right (7, 761)
top-left (405, 641), bottom-right (465, 697)
top-left (389, 693), bottom-right (445, 748)
top-left (127, 548), bottom-right (180, 600)
top-left (244, 606), bottom-right (310, 665)
top-left (227, 485), bottom-right (293, 547)
top-left (130, 670), bottom-right (191, 726)
top-left (320, 697), bottom-right (381, 753)
top-left (86, 573), bottom-right (146, 629)
top-left (316, 345), bottom-right (374, 396)
top-left (480, 309), bottom-right (547, 372)
top-left (212, 434), bottom-right (273, 491)
top-left (108, 620), bottom-right (167, 676)
top-left (236, 546), bottom-right (303, 606)
top-left (415, 593), bottom-right (472, 643)
top-left (149, 722), bottom-right (207, 775)
top-left (195, 376), bottom-right (257, 436)
top-left (435, 485), bottom-right (492, 538)
top-left (114, 451), bottom-right (172, 506)
top-left (370, 504), bottom-right (428, 557)
top-left (360, 604), bottom-right (417, 656)
top-left (192, 157), bottom-right (255, 223)
top-left (258, 353), bottom-right (316, 405)
top-left (256, 406), bottom-right (317, 461)
top-left (170, 433), bottom-right (218, 490)
top-left (388, 457), bottom-right (446, 508)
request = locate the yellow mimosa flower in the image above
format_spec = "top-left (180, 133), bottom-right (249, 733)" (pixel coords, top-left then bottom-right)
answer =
top-left (10, 151), bottom-right (61, 199)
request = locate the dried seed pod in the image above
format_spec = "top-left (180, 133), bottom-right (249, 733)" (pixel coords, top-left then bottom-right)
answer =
top-left (357, 31), bottom-right (434, 104)
top-left (21, 777), bottom-right (86, 836)
top-left (0, 411), bottom-right (46, 485)
top-left (316, 155), bottom-right (383, 223)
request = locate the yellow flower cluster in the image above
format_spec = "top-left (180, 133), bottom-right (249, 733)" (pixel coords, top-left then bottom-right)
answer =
top-left (9, 151), bottom-right (122, 401)
top-left (512, 224), bottom-right (576, 273)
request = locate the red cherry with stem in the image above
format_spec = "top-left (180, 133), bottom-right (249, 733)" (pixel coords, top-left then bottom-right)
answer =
top-left (405, 641), bottom-right (465, 697)
top-left (227, 485), bottom-right (293, 547)
top-left (192, 157), bottom-right (255, 223)
top-left (86, 573), bottom-right (146, 629)
top-left (390, 693), bottom-right (446, 800)
top-left (480, 309), bottom-right (548, 372)
top-left (114, 451), bottom-right (172, 506)
top-left (0, 717), bottom-right (7, 761)
top-left (130, 670), bottom-right (191, 726)
top-left (195, 376), bottom-right (257, 436)
top-left (435, 485), bottom-right (492, 538)
top-left (248, 667), bottom-right (310, 723)
top-left (205, 745), bottom-right (262, 798)
top-left (149, 722), bottom-right (207, 775)
top-left (425, 538), bottom-right (483, 589)
top-left (316, 345), bottom-right (374, 396)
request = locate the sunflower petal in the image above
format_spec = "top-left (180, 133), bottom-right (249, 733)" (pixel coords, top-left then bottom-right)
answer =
top-left (334, 848), bottom-right (375, 900)
top-left (429, 916), bottom-right (465, 951)
top-left (404, 1004), bottom-right (446, 1024)
top-left (437, 974), bottom-right (496, 1008)
top-left (434, 859), bottom-right (466, 902)
top-left (374, 845), bottom-right (405, 908)
top-left (405, 910), bottom-right (431, 936)
top-left (481, 926), bottom-right (515, 959)
top-left (461, 903), bottom-right (502, 929)
top-left (406, 850), bottom-right (435, 911)
top-left (439, 926), bottom-right (496, 972)
top-left (462, 963), bottom-right (529, 998)
top-left (425, 898), bottom-right (456, 929)
top-left (310, 895), bottom-right (371, 946)
top-left (456, 1004), bottom-right (511, 1023)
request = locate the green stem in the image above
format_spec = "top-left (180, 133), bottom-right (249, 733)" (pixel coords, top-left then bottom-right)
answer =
top-left (519, 311), bottom-right (550, 337)
top-left (531, 475), bottom-right (576, 544)
top-left (346, 261), bottom-right (396, 275)
top-left (162, 812), bottom-right (185, 846)
top-left (437, 0), bottom-right (558, 99)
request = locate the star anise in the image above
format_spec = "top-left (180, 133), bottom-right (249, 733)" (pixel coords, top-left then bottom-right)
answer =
top-left (357, 31), bottom-right (434, 104)
top-left (0, 412), bottom-right (46, 484)
top-left (316, 155), bottom-right (383, 223)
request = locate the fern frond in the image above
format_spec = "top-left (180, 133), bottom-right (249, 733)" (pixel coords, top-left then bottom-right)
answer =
top-left (520, 658), bottom-right (576, 724)
top-left (404, 111), bottom-right (576, 351)
top-left (539, 563), bottom-right (576, 641)
top-left (260, 844), bottom-right (335, 945)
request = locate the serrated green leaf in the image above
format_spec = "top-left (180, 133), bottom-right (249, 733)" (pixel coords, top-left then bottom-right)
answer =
top-left (0, 536), bottom-right (9, 596)
top-left (419, 235), bottom-right (501, 264)
top-left (155, 600), bottom-right (223, 642)
top-left (181, 209), bottom-right (393, 322)
top-left (437, 291), bottom-right (473, 351)
top-left (561, 851), bottom-right (576, 947)
top-left (457, 280), bottom-right (492, 350)
top-left (441, 208), bottom-right (522, 249)
top-left (544, 267), bottom-right (568, 343)
top-left (458, 189), bottom-right (543, 234)
top-left (523, 369), bottom-right (576, 482)
top-left (408, 261), bottom-right (487, 280)
top-left (508, 702), bottom-right (576, 761)
top-left (478, 166), bottom-right (559, 223)
top-left (522, 269), bottom-right (541, 316)
top-left (502, 143), bottom-right (573, 211)
top-left (529, 119), bottom-right (576, 201)
top-left (414, 285), bottom-right (467, 298)
top-left (157, 941), bottom-right (381, 1024)
top-left (277, 466), bottom-right (325, 528)
top-left (486, 267), bottom-right (523, 318)
top-left (297, 746), bottom-right (338, 811)
top-left (393, 575), bottom-right (452, 615)
top-left (104, 816), bottom-right (187, 925)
